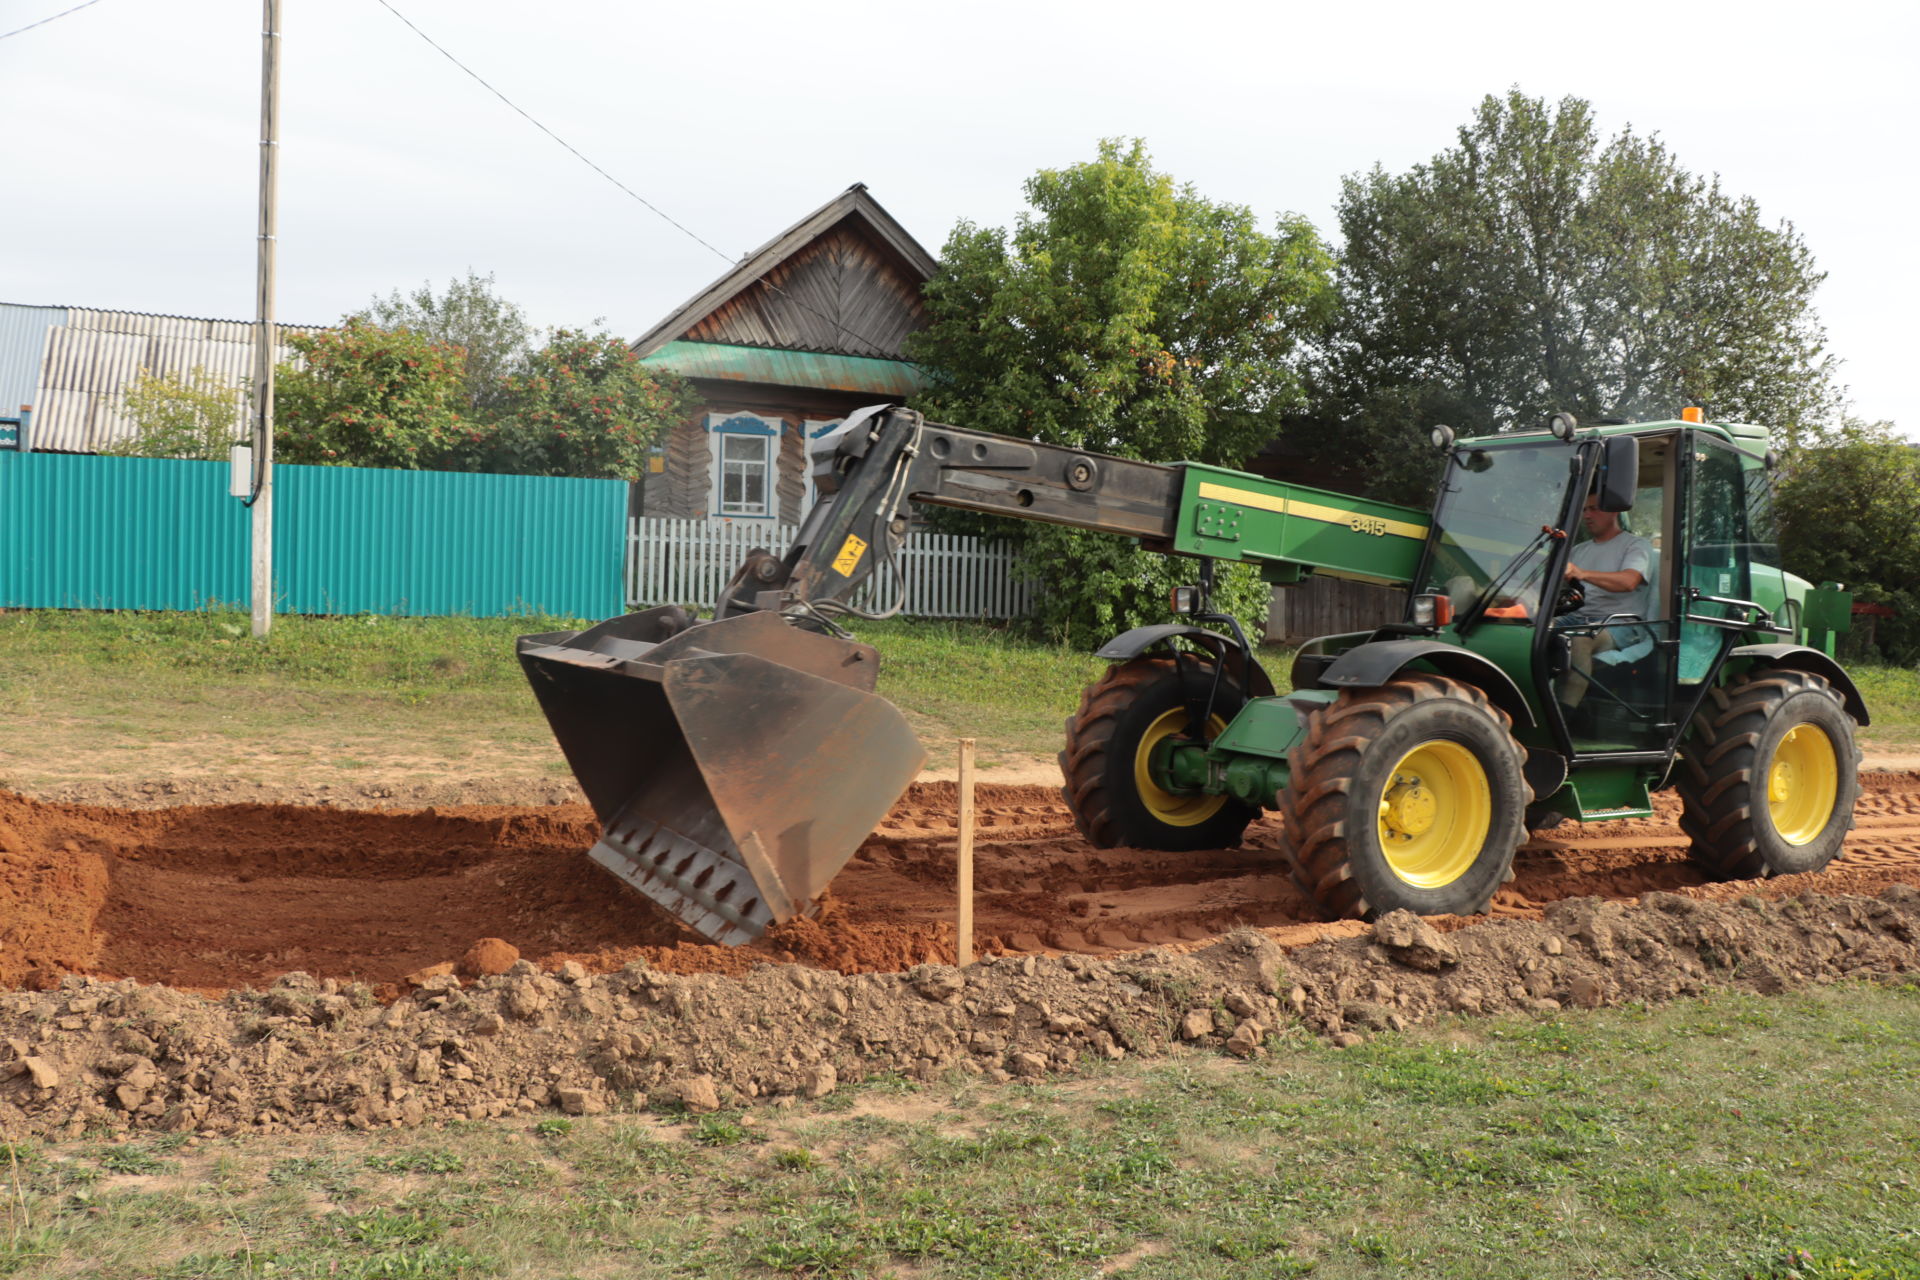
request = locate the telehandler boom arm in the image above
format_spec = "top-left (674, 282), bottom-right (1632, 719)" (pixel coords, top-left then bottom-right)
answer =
top-left (715, 405), bottom-right (1427, 624)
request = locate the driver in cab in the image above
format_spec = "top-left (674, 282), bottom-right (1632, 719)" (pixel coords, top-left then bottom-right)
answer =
top-left (1558, 493), bottom-right (1653, 708)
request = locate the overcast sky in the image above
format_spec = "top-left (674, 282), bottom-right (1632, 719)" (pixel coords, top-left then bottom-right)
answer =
top-left (4, 0), bottom-right (1914, 436)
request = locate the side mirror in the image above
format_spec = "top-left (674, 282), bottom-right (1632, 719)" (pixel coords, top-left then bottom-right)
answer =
top-left (1598, 435), bottom-right (1638, 513)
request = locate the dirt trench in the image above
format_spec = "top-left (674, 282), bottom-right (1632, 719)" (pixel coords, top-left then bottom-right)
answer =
top-left (4, 775), bottom-right (1920, 1139)
top-left (5, 773), bottom-right (1920, 993)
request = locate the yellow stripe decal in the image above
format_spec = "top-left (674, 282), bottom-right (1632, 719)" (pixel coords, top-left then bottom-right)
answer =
top-left (1196, 482), bottom-right (1430, 541)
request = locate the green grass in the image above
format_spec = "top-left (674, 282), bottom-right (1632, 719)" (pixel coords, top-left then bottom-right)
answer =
top-left (0, 609), bottom-right (587, 793)
top-left (1, 609), bottom-right (1914, 796)
top-left (855, 618), bottom-right (1112, 760)
top-left (4, 982), bottom-right (1916, 1278)
top-left (0, 611), bottom-right (1152, 789)
top-left (1852, 664), bottom-right (1920, 747)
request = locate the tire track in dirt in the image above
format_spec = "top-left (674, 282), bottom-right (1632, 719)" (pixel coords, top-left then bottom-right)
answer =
top-left (2, 772), bottom-right (1919, 992)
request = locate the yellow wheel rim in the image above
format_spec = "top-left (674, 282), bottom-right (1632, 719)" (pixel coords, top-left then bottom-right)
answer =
top-left (1134, 707), bottom-right (1229, 827)
top-left (1768, 722), bottom-right (1839, 846)
top-left (1376, 740), bottom-right (1491, 889)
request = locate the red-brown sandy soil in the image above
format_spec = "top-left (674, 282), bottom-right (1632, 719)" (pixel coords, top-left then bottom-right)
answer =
top-left (5, 773), bottom-right (1919, 994)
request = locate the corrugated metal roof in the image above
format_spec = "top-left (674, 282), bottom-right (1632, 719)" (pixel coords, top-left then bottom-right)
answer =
top-left (639, 340), bottom-right (927, 397)
top-left (23, 307), bottom-right (328, 452)
top-left (0, 303), bottom-right (66, 422)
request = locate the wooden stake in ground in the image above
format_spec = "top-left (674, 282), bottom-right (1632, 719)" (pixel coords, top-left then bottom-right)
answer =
top-left (957, 737), bottom-right (975, 967)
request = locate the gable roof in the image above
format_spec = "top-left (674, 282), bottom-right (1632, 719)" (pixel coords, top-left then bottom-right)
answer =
top-left (631, 184), bottom-right (938, 362)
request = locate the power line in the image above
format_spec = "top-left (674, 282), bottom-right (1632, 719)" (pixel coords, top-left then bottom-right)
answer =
top-left (0, 0), bottom-right (106, 41)
top-left (373, 0), bottom-right (734, 266)
top-left (371, 0), bottom-right (913, 362)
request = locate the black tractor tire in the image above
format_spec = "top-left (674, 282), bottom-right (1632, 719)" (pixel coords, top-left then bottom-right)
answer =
top-left (1059, 657), bottom-right (1257, 851)
top-left (1677, 668), bottom-right (1861, 880)
top-left (1278, 672), bottom-right (1529, 920)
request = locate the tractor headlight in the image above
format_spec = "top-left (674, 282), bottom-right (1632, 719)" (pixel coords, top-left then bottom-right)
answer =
top-left (1410, 593), bottom-right (1454, 629)
top-left (1429, 424), bottom-right (1455, 451)
top-left (1548, 411), bottom-right (1578, 441)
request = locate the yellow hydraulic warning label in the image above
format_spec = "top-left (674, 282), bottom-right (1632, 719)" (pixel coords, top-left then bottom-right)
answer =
top-left (832, 534), bottom-right (869, 576)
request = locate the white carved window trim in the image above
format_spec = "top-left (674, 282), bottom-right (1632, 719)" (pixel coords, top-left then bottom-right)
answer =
top-left (706, 411), bottom-right (781, 520)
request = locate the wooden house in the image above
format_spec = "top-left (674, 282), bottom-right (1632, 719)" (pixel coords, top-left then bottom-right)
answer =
top-left (633, 184), bottom-right (937, 524)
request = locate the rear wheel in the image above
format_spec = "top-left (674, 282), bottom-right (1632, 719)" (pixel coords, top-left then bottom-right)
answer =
top-left (1677, 668), bottom-right (1860, 879)
top-left (1279, 672), bottom-right (1528, 919)
top-left (1059, 657), bottom-right (1256, 851)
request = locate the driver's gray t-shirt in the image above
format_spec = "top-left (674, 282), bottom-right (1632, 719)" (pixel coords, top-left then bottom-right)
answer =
top-left (1570, 532), bottom-right (1653, 619)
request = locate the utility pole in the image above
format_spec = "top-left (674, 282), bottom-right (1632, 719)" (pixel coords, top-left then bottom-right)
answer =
top-left (250, 0), bottom-right (281, 638)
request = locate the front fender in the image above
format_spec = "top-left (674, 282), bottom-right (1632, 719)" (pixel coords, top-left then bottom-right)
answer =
top-left (1094, 624), bottom-right (1277, 698)
top-left (1728, 644), bottom-right (1871, 725)
top-left (1315, 639), bottom-right (1536, 729)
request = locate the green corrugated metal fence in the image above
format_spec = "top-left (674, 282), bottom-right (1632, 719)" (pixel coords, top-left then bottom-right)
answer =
top-left (0, 451), bottom-right (626, 619)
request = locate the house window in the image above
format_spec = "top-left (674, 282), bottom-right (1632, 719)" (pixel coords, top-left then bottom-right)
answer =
top-left (719, 434), bottom-right (771, 516)
top-left (706, 412), bottom-right (781, 519)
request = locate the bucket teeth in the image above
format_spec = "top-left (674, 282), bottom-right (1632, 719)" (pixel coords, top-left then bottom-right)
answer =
top-left (520, 609), bottom-right (927, 946)
top-left (589, 801), bottom-right (773, 948)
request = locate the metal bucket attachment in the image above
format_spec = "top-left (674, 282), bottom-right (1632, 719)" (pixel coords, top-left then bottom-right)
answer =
top-left (518, 609), bottom-right (927, 945)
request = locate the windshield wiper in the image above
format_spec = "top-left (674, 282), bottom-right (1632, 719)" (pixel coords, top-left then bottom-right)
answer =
top-left (1455, 525), bottom-right (1567, 635)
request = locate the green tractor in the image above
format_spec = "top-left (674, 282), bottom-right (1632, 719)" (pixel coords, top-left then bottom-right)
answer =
top-left (521, 406), bottom-right (1864, 942)
top-left (1058, 410), bottom-right (1863, 918)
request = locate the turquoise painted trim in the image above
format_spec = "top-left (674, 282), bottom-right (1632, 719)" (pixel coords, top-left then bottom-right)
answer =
top-left (641, 340), bottom-right (927, 397)
top-left (708, 412), bottom-right (780, 437)
top-left (0, 452), bottom-right (625, 619)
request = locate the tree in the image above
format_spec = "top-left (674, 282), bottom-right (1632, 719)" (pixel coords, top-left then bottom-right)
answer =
top-left (358, 271), bottom-right (534, 413)
top-left (907, 139), bottom-right (1337, 639)
top-left (105, 367), bottom-right (247, 460)
top-left (1775, 420), bottom-right (1920, 662)
top-left (274, 319), bottom-right (467, 469)
top-left (479, 330), bottom-right (693, 481)
top-left (1297, 89), bottom-right (1838, 502)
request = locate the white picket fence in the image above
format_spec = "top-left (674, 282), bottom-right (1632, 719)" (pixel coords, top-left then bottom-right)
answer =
top-left (626, 517), bottom-right (1036, 619)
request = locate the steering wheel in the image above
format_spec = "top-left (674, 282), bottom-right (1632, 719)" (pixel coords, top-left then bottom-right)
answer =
top-left (1554, 581), bottom-right (1586, 617)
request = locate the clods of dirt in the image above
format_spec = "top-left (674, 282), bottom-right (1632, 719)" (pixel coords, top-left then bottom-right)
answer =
top-left (2, 888), bottom-right (1918, 1140)
top-left (2, 775), bottom-right (1919, 1138)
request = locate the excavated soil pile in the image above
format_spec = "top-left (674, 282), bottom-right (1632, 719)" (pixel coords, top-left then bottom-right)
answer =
top-left (2, 891), bottom-right (1917, 1140)
top-left (2, 775), bottom-right (1919, 1136)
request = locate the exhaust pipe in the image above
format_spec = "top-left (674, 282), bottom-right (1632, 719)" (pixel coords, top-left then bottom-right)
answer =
top-left (518, 608), bottom-right (926, 945)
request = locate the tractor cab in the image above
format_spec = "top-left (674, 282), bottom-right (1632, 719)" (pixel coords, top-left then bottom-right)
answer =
top-left (1414, 419), bottom-right (1797, 767)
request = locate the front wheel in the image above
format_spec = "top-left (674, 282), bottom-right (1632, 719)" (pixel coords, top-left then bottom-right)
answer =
top-left (1059, 657), bottom-right (1256, 851)
top-left (1278, 672), bottom-right (1529, 919)
top-left (1677, 668), bottom-right (1860, 879)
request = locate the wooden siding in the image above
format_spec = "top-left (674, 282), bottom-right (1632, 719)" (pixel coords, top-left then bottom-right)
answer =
top-left (1265, 577), bottom-right (1406, 644)
top-left (776, 426), bottom-right (806, 521)
top-left (686, 227), bottom-right (925, 359)
top-left (643, 417), bottom-right (711, 519)
top-left (642, 405), bottom-right (820, 523)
